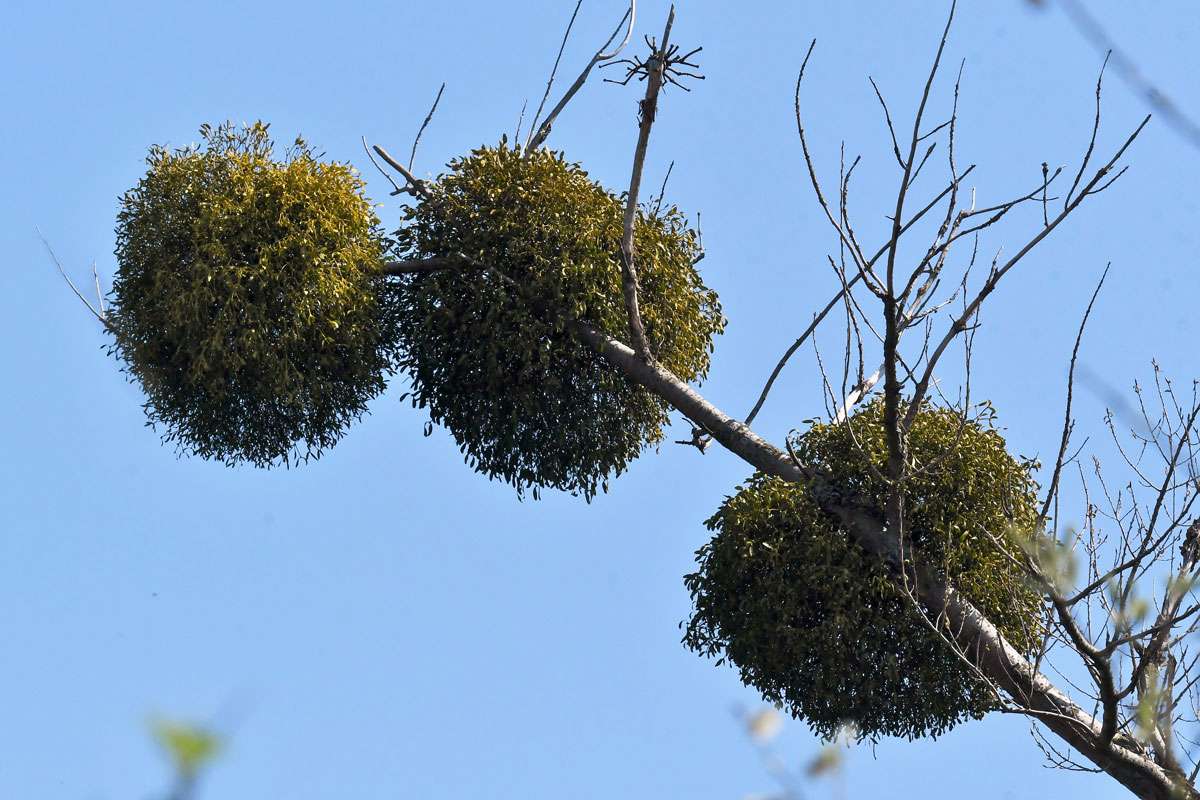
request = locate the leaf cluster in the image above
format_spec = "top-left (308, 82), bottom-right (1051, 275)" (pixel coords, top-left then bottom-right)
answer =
top-left (107, 122), bottom-right (401, 467)
top-left (684, 401), bottom-right (1043, 741)
top-left (392, 142), bottom-right (724, 498)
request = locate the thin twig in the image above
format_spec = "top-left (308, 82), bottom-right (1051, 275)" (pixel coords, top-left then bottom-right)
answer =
top-left (514, 98), bottom-right (528, 143)
top-left (361, 137), bottom-right (404, 196)
top-left (598, 0), bottom-right (637, 60)
top-left (526, 2), bottom-right (636, 151)
top-left (1066, 52), bottom-right (1110, 209)
top-left (1051, 0), bottom-right (1200, 151)
top-left (409, 82), bottom-right (445, 170)
top-left (1040, 263), bottom-right (1110, 528)
top-left (526, 0), bottom-right (585, 148)
top-left (38, 229), bottom-right (106, 324)
top-left (652, 159), bottom-right (674, 216)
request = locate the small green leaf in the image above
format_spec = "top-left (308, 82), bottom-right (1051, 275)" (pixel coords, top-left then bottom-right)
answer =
top-left (150, 719), bottom-right (222, 778)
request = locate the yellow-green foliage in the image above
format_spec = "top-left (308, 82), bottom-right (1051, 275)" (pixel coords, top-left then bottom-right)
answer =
top-left (684, 401), bottom-right (1043, 741)
top-left (108, 122), bottom-right (401, 467)
top-left (392, 142), bottom-right (724, 499)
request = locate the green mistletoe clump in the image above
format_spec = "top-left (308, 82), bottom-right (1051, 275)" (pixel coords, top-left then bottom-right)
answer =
top-left (392, 142), bottom-right (724, 499)
top-left (108, 122), bottom-right (401, 467)
top-left (685, 400), bottom-right (1043, 741)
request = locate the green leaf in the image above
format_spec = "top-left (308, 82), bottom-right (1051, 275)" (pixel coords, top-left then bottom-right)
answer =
top-left (150, 719), bottom-right (222, 778)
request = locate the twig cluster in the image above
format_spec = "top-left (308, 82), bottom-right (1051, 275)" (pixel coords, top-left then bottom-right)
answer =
top-left (601, 37), bottom-right (704, 92)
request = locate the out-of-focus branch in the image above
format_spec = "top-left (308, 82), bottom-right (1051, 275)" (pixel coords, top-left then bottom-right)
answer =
top-left (1037, 0), bottom-right (1200, 152)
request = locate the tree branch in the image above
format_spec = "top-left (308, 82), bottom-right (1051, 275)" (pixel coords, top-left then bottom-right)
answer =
top-left (526, 2), bottom-right (636, 152)
top-left (905, 113), bottom-right (1150, 430)
top-left (617, 5), bottom-right (676, 359)
top-left (381, 257), bottom-right (458, 276)
top-left (371, 143), bottom-right (432, 200)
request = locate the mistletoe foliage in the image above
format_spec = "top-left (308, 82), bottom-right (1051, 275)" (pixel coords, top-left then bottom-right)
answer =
top-left (392, 143), bottom-right (724, 499)
top-left (108, 122), bottom-right (401, 467)
top-left (684, 401), bottom-right (1043, 741)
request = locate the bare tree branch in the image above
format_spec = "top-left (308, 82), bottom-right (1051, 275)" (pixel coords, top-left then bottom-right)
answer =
top-left (370, 143), bottom-right (432, 199)
top-left (526, 2), bottom-right (636, 152)
top-left (409, 82), bottom-right (445, 170)
top-left (905, 114), bottom-right (1150, 429)
top-left (1039, 263), bottom-right (1110, 529)
top-left (1046, 0), bottom-right (1200, 151)
top-left (38, 229), bottom-right (107, 325)
top-left (616, 6), bottom-right (678, 358)
top-left (742, 165), bottom-right (976, 426)
top-left (526, 0), bottom-right (585, 149)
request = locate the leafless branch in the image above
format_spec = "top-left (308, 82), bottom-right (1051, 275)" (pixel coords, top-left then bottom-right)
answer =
top-left (361, 136), bottom-right (405, 196)
top-left (526, 0), bottom-right (584, 148)
top-left (742, 164), bottom-right (976, 426)
top-left (616, 5), bottom-right (678, 359)
top-left (39, 229), bottom-right (106, 325)
top-left (370, 143), bottom-right (432, 199)
top-left (1046, 0), bottom-right (1200, 152)
top-left (1040, 264), bottom-right (1111, 529)
top-left (526, 2), bottom-right (636, 152)
top-left (409, 82), bottom-right (445, 170)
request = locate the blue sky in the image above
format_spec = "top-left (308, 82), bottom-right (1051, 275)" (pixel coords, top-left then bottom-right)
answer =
top-left (4, 2), bottom-right (1200, 798)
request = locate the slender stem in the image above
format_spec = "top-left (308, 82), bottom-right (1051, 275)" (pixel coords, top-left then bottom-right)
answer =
top-left (526, 4), bottom-right (636, 152)
top-left (618, 5), bottom-right (675, 358)
top-left (409, 82), bottom-right (445, 170)
top-left (526, 1), bottom-right (584, 149)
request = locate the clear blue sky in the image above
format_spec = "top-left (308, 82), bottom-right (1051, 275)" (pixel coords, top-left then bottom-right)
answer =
top-left (4, 2), bottom-right (1199, 798)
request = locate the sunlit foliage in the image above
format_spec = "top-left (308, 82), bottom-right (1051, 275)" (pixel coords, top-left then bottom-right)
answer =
top-left (108, 122), bottom-right (401, 467)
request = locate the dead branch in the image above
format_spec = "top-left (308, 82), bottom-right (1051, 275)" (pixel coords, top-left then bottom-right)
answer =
top-left (526, 1), bottom-right (636, 152)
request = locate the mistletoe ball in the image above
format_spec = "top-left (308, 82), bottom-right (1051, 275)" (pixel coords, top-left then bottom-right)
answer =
top-left (107, 122), bottom-right (401, 467)
top-left (393, 143), bottom-right (724, 499)
top-left (684, 401), bottom-right (1044, 741)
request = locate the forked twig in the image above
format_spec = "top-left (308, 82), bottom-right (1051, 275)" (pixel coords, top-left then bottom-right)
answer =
top-left (526, 1), bottom-right (637, 151)
top-left (39, 229), bottom-right (107, 325)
